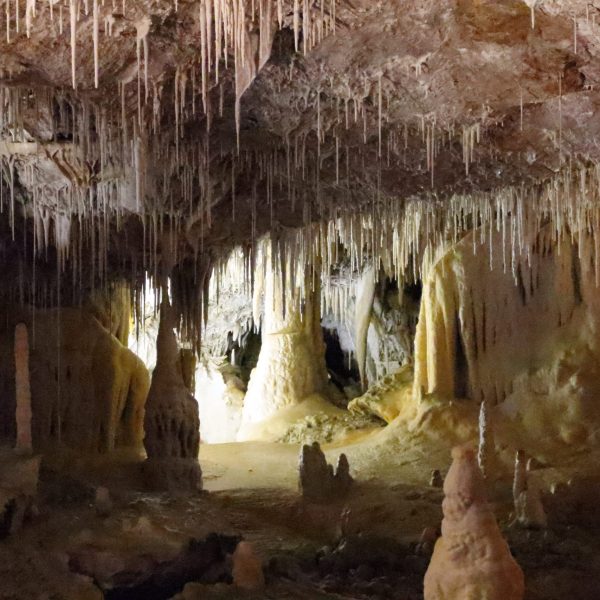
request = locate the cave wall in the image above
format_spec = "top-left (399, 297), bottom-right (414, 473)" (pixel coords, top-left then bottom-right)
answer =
top-left (0, 306), bottom-right (149, 453)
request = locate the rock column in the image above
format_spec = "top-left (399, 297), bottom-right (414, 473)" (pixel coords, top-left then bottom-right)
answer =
top-left (143, 294), bottom-right (202, 491)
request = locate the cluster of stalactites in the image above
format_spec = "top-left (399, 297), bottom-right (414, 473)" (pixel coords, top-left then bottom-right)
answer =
top-left (212, 162), bottom-right (600, 333)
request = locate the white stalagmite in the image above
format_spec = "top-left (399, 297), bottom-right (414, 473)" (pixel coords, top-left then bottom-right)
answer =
top-left (93, 0), bottom-right (99, 88)
top-left (478, 398), bottom-right (493, 479)
top-left (70, 0), bottom-right (77, 89)
top-left (14, 322), bottom-right (33, 453)
top-left (524, 0), bottom-right (537, 29)
top-left (513, 457), bottom-right (547, 529)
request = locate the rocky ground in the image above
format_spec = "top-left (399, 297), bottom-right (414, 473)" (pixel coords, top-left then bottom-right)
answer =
top-left (1, 433), bottom-right (600, 599)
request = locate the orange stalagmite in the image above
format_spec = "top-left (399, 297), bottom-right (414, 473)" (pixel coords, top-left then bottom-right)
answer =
top-left (424, 445), bottom-right (524, 600)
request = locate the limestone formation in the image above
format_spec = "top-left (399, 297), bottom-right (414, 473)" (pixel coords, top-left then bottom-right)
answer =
top-left (424, 445), bottom-right (525, 600)
top-left (513, 450), bottom-right (528, 502)
top-left (14, 323), bottom-right (32, 453)
top-left (231, 541), bottom-right (265, 591)
top-left (478, 398), bottom-right (494, 479)
top-left (0, 450), bottom-right (40, 538)
top-left (1, 307), bottom-right (150, 454)
top-left (512, 453), bottom-right (547, 529)
top-left (239, 242), bottom-right (330, 433)
top-left (143, 294), bottom-right (202, 491)
top-left (298, 442), bottom-right (353, 503)
top-left (334, 453), bottom-right (353, 496)
top-left (354, 266), bottom-right (376, 392)
top-left (430, 470), bottom-right (443, 488)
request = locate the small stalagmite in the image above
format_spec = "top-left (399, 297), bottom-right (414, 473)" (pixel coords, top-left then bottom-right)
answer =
top-left (478, 398), bottom-right (494, 479)
top-left (232, 541), bottom-right (265, 591)
top-left (14, 322), bottom-right (33, 453)
top-left (424, 445), bottom-right (524, 600)
top-left (513, 450), bottom-right (528, 502)
top-left (95, 486), bottom-right (112, 517)
top-left (430, 469), bottom-right (443, 488)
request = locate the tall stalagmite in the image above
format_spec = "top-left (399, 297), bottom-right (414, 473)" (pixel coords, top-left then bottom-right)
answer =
top-left (240, 244), bottom-right (329, 432)
top-left (14, 323), bottom-right (32, 453)
top-left (424, 445), bottom-right (524, 600)
top-left (143, 293), bottom-right (202, 491)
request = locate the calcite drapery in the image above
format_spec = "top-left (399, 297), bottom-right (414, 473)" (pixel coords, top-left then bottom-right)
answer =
top-left (424, 445), bottom-right (524, 600)
top-left (143, 294), bottom-right (202, 491)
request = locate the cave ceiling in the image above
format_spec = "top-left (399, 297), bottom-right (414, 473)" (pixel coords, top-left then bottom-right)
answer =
top-left (0, 0), bottom-right (598, 309)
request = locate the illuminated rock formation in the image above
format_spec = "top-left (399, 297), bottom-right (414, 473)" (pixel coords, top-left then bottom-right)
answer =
top-left (143, 294), bottom-right (202, 491)
top-left (424, 445), bottom-right (524, 600)
top-left (240, 242), bottom-right (329, 430)
top-left (14, 323), bottom-right (32, 453)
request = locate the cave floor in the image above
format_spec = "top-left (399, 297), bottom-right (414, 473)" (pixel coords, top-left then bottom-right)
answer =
top-left (2, 431), bottom-right (600, 599)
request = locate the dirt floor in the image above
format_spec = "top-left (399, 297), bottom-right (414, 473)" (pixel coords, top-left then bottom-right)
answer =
top-left (2, 424), bottom-right (600, 599)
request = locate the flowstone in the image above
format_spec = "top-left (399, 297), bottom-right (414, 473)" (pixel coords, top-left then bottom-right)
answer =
top-left (239, 244), bottom-right (330, 433)
top-left (143, 295), bottom-right (202, 491)
top-left (298, 441), bottom-right (353, 503)
top-left (424, 445), bottom-right (524, 600)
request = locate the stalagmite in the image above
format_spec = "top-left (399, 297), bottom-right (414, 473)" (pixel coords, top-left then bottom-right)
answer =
top-left (478, 398), bottom-right (493, 479)
top-left (512, 452), bottom-right (547, 528)
top-left (70, 0), bottom-right (77, 89)
top-left (424, 446), bottom-right (525, 600)
top-left (14, 322), bottom-right (32, 453)
top-left (354, 265), bottom-right (375, 392)
top-left (514, 479), bottom-right (547, 529)
top-left (298, 441), bottom-right (353, 503)
top-left (143, 292), bottom-right (202, 491)
top-left (238, 240), bottom-right (330, 435)
top-left (93, 0), bottom-right (99, 88)
top-left (524, 0), bottom-right (537, 29)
